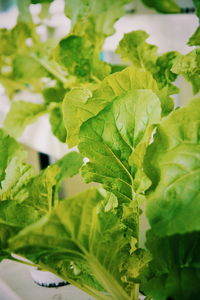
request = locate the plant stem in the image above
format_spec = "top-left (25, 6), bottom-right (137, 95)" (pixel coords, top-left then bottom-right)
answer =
top-left (32, 56), bottom-right (68, 85)
top-left (38, 262), bottom-right (112, 300)
top-left (131, 283), bottom-right (139, 300)
top-left (88, 256), bottom-right (130, 300)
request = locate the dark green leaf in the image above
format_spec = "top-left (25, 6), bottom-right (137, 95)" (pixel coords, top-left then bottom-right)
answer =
top-left (142, 0), bottom-right (181, 13)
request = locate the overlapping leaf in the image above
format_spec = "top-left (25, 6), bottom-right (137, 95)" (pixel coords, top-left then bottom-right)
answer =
top-left (9, 188), bottom-right (139, 300)
top-left (116, 31), bottom-right (158, 73)
top-left (145, 97), bottom-right (200, 236)
top-left (141, 231), bottom-right (200, 300)
top-left (0, 130), bottom-right (83, 260)
top-left (79, 89), bottom-right (161, 204)
top-left (171, 49), bottom-right (200, 94)
top-left (63, 67), bottom-right (163, 147)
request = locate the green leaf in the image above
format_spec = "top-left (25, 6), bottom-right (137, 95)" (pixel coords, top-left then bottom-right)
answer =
top-left (0, 129), bottom-right (23, 185)
top-left (145, 97), bottom-right (200, 236)
top-left (64, 0), bottom-right (131, 35)
top-left (0, 200), bottom-right (40, 262)
top-left (171, 49), bottom-right (200, 94)
top-left (141, 231), bottom-right (200, 300)
top-left (0, 158), bottom-right (34, 202)
top-left (142, 0), bottom-right (181, 13)
top-left (116, 31), bottom-right (158, 73)
top-left (62, 88), bottom-right (98, 147)
top-left (116, 33), bottom-right (175, 115)
top-left (57, 0), bottom-right (131, 81)
top-left (188, 1), bottom-right (200, 46)
top-left (154, 51), bottom-right (181, 95)
top-left (0, 200), bottom-right (39, 229)
top-left (21, 151), bottom-right (83, 212)
top-left (188, 26), bottom-right (200, 46)
top-left (4, 101), bottom-right (47, 138)
top-left (49, 107), bottom-right (67, 143)
top-left (193, 0), bottom-right (200, 18)
top-left (63, 67), bottom-right (164, 148)
top-left (54, 151), bottom-right (83, 183)
top-left (17, 0), bottom-right (32, 23)
top-left (0, 130), bottom-right (35, 202)
top-left (42, 86), bottom-right (66, 104)
top-left (9, 188), bottom-right (137, 300)
top-left (0, 130), bottom-right (83, 260)
top-left (21, 165), bottom-right (60, 214)
top-left (79, 89), bottom-right (161, 204)
top-left (117, 31), bottom-right (180, 108)
top-left (55, 34), bottom-right (110, 81)
top-left (12, 55), bottom-right (48, 80)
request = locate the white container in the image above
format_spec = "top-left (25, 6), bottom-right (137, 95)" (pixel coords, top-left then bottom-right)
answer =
top-left (30, 267), bottom-right (68, 288)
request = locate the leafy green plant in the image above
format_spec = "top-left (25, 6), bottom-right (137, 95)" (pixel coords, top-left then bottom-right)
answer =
top-left (0, 1), bottom-right (200, 300)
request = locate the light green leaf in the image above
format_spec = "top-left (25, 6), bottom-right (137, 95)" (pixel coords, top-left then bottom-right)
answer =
top-left (9, 188), bottom-right (137, 300)
top-left (54, 151), bottom-right (83, 183)
top-left (64, 0), bottom-right (131, 35)
top-left (0, 199), bottom-right (40, 262)
top-left (145, 97), bottom-right (200, 236)
top-left (57, 0), bottom-right (131, 81)
top-left (0, 129), bottom-right (24, 185)
top-left (12, 55), bottom-right (48, 80)
top-left (4, 101), bottom-right (47, 138)
top-left (0, 130), bottom-right (35, 202)
top-left (79, 89), bottom-right (161, 204)
top-left (21, 151), bottom-right (83, 212)
top-left (0, 158), bottom-right (34, 201)
top-left (0, 200), bottom-right (39, 229)
top-left (0, 130), bottom-right (83, 261)
top-left (154, 51), bottom-right (181, 95)
top-left (17, 0), bottom-right (32, 23)
top-left (117, 32), bottom-right (179, 111)
top-left (141, 231), bottom-right (200, 300)
top-left (171, 49), bottom-right (200, 94)
top-left (63, 67), bottom-right (164, 147)
top-left (22, 165), bottom-right (60, 214)
top-left (55, 33), bottom-right (110, 81)
top-left (63, 88), bottom-right (98, 147)
top-left (116, 31), bottom-right (158, 73)
top-left (49, 107), bottom-right (67, 143)
top-left (142, 0), bottom-right (181, 13)
top-left (188, 26), bottom-right (200, 46)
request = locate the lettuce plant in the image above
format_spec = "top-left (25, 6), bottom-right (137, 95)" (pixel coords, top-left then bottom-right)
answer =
top-left (0, 1), bottom-right (200, 300)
